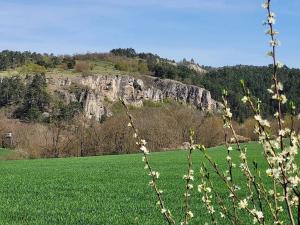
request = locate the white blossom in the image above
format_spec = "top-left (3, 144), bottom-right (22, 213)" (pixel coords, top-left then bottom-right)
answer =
top-left (261, 2), bottom-right (269, 9)
top-left (187, 184), bottom-right (194, 189)
top-left (187, 211), bottom-right (194, 218)
top-left (238, 199), bottom-right (248, 209)
top-left (277, 81), bottom-right (283, 90)
top-left (281, 95), bottom-right (287, 104)
top-left (278, 129), bottom-right (285, 137)
top-left (268, 189), bottom-right (274, 195)
top-left (149, 171), bottom-right (160, 179)
top-left (241, 96), bottom-right (248, 103)
top-left (225, 108), bottom-right (232, 118)
top-left (268, 16), bottom-right (276, 24)
top-left (140, 146), bottom-right (149, 154)
top-left (206, 187), bottom-right (212, 193)
top-left (270, 39), bottom-right (281, 47)
top-left (288, 176), bottom-right (300, 187)
top-left (256, 211), bottom-right (264, 219)
top-left (240, 152), bottom-right (247, 160)
top-left (184, 193), bottom-right (191, 197)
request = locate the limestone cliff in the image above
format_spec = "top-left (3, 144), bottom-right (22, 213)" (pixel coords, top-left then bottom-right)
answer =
top-left (51, 75), bottom-right (221, 121)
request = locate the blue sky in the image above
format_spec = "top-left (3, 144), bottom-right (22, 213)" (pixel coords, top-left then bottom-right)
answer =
top-left (0, 0), bottom-right (299, 67)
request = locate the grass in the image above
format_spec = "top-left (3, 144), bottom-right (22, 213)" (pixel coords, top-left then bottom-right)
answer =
top-left (0, 148), bottom-right (22, 160)
top-left (0, 59), bottom-right (147, 79)
top-left (0, 142), bottom-right (298, 224)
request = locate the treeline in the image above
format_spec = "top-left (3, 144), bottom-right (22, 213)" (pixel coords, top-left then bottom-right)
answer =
top-left (0, 50), bottom-right (76, 71)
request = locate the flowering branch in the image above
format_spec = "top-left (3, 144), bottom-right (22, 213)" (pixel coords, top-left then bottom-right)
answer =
top-left (181, 129), bottom-right (195, 225)
top-left (120, 99), bottom-right (176, 225)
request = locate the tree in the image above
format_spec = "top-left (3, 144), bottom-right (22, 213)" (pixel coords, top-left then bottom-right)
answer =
top-left (0, 76), bottom-right (25, 107)
top-left (110, 48), bottom-right (137, 58)
top-left (16, 74), bottom-right (50, 122)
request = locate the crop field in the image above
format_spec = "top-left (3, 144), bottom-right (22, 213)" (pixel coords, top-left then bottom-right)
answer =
top-left (0, 142), bottom-right (298, 225)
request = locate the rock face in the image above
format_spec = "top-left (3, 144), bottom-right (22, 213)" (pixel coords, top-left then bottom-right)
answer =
top-left (53, 75), bottom-right (221, 121)
top-left (186, 63), bottom-right (207, 75)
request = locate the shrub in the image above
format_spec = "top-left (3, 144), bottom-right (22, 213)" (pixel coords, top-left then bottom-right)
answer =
top-left (18, 63), bottom-right (46, 75)
top-left (114, 58), bottom-right (149, 73)
top-left (75, 61), bottom-right (90, 73)
top-left (62, 57), bottom-right (76, 69)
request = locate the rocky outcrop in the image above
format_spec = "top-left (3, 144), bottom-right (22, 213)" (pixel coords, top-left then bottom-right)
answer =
top-left (186, 63), bottom-right (207, 75)
top-left (52, 75), bottom-right (221, 121)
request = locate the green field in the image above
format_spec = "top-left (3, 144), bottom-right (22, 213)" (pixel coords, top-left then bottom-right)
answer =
top-left (0, 143), bottom-right (297, 225)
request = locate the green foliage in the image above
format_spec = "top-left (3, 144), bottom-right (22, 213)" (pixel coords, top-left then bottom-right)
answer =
top-left (152, 62), bottom-right (199, 82)
top-left (18, 63), bottom-right (47, 75)
top-left (110, 48), bottom-right (137, 58)
top-left (142, 99), bottom-right (177, 108)
top-left (62, 57), bottom-right (76, 69)
top-left (153, 62), bottom-right (177, 79)
top-left (16, 74), bottom-right (51, 122)
top-left (114, 60), bottom-right (130, 71)
top-left (0, 50), bottom-right (29, 70)
top-left (198, 65), bottom-right (300, 122)
top-left (0, 50), bottom-right (61, 71)
top-left (53, 102), bottom-right (83, 122)
top-left (0, 76), bottom-right (25, 106)
top-left (0, 142), bottom-right (297, 224)
top-left (111, 101), bottom-right (125, 114)
top-left (0, 75), bottom-right (84, 122)
top-left (114, 59), bottom-right (149, 73)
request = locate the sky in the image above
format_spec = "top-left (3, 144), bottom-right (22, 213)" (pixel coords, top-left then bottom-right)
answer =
top-left (0, 0), bottom-right (299, 68)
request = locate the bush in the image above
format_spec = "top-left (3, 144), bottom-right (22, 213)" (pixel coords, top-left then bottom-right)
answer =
top-left (114, 58), bottom-right (149, 73)
top-left (75, 61), bottom-right (90, 73)
top-left (18, 63), bottom-right (46, 75)
top-left (62, 57), bottom-right (76, 69)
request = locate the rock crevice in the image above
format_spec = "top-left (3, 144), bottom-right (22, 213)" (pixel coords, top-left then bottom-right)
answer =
top-left (53, 75), bottom-right (221, 121)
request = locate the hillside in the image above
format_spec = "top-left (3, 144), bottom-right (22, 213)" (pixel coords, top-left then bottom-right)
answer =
top-left (0, 142), bottom-right (297, 225)
top-left (1, 49), bottom-right (300, 123)
top-left (1, 49), bottom-right (300, 158)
